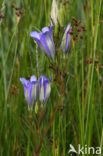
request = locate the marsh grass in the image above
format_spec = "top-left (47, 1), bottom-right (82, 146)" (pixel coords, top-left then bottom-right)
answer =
top-left (0, 0), bottom-right (103, 155)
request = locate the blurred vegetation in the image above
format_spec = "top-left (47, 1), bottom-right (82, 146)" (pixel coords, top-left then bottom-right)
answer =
top-left (0, 0), bottom-right (103, 155)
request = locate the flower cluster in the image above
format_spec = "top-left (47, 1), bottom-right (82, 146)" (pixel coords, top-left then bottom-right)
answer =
top-left (20, 23), bottom-right (74, 110)
top-left (20, 75), bottom-right (51, 109)
top-left (30, 25), bottom-right (72, 58)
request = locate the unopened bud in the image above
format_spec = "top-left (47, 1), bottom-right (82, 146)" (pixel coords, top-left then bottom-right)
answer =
top-left (51, 0), bottom-right (58, 25)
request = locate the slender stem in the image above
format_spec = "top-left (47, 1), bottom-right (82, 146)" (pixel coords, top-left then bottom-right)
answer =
top-left (34, 41), bottom-right (39, 78)
top-left (85, 0), bottom-right (102, 139)
top-left (29, 113), bottom-right (36, 146)
top-left (34, 96), bottom-right (61, 156)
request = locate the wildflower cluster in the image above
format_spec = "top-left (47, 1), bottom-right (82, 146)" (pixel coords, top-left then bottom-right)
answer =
top-left (20, 15), bottom-right (87, 112)
top-left (19, 1), bottom-right (87, 155)
top-left (20, 75), bottom-right (51, 109)
top-left (20, 22), bottom-right (73, 110)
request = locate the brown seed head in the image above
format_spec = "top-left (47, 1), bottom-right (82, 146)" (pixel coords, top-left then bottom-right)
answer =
top-left (11, 4), bottom-right (15, 8)
top-left (77, 28), bottom-right (81, 32)
top-left (19, 10), bottom-right (24, 15)
top-left (81, 25), bottom-right (85, 29)
top-left (77, 20), bottom-right (81, 24)
top-left (15, 7), bottom-right (20, 11)
top-left (0, 14), bottom-right (4, 18)
top-left (80, 36), bottom-right (83, 39)
top-left (83, 28), bottom-right (87, 31)
top-left (72, 17), bottom-right (77, 21)
top-left (16, 12), bottom-right (21, 17)
top-left (70, 32), bottom-right (73, 35)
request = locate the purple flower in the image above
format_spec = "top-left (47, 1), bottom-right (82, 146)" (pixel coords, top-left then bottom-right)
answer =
top-left (60, 24), bottom-right (72, 54)
top-left (39, 75), bottom-right (51, 103)
top-left (30, 26), bottom-right (55, 60)
top-left (20, 75), bottom-right (38, 108)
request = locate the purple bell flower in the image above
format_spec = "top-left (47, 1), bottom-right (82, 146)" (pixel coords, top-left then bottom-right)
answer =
top-left (60, 24), bottom-right (72, 54)
top-left (39, 75), bottom-right (51, 103)
top-left (30, 26), bottom-right (55, 60)
top-left (20, 75), bottom-right (38, 108)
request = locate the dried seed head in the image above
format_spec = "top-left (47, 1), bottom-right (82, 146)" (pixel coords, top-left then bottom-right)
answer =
top-left (11, 84), bottom-right (17, 90)
top-left (73, 37), bottom-right (76, 41)
top-left (16, 12), bottom-right (21, 17)
top-left (75, 34), bottom-right (78, 38)
top-left (72, 17), bottom-right (76, 21)
top-left (86, 58), bottom-right (92, 64)
top-left (63, 1), bottom-right (70, 6)
top-left (74, 23), bottom-right (78, 27)
top-left (95, 59), bottom-right (99, 64)
top-left (70, 32), bottom-right (73, 35)
top-left (71, 28), bottom-right (74, 31)
top-left (11, 4), bottom-right (15, 8)
top-left (49, 139), bottom-right (53, 144)
top-left (15, 7), bottom-right (20, 11)
top-left (0, 14), bottom-right (4, 18)
top-left (83, 28), bottom-right (87, 31)
top-left (80, 36), bottom-right (83, 39)
top-left (19, 10), bottom-right (24, 15)
top-left (77, 20), bottom-right (81, 24)
top-left (81, 25), bottom-right (85, 29)
top-left (77, 28), bottom-right (81, 32)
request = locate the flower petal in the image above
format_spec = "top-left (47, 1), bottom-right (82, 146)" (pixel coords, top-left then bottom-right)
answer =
top-left (43, 80), bottom-right (51, 102)
top-left (49, 25), bottom-right (54, 33)
top-left (30, 31), bottom-right (41, 40)
top-left (20, 76), bottom-right (38, 106)
top-left (64, 24), bottom-right (71, 33)
top-left (31, 82), bottom-right (38, 105)
top-left (41, 32), bottom-right (55, 59)
top-left (39, 75), bottom-right (51, 103)
top-left (40, 32), bottom-right (51, 57)
top-left (30, 75), bottom-right (37, 82)
top-left (61, 24), bottom-right (72, 53)
top-left (42, 27), bottom-right (49, 33)
top-left (20, 78), bottom-right (29, 87)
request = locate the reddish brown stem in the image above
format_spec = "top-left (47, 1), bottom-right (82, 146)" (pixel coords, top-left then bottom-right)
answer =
top-left (34, 98), bottom-right (60, 156)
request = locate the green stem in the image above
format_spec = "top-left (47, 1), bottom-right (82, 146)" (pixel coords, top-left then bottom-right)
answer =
top-left (85, 0), bottom-right (102, 139)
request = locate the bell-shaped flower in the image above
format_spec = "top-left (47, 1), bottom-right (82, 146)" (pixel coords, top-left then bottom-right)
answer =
top-left (60, 24), bottom-right (72, 54)
top-left (20, 75), bottom-right (38, 108)
top-left (30, 26), bottom-right (55, 60)
top-left (39, 75), bottom-right (51, 103)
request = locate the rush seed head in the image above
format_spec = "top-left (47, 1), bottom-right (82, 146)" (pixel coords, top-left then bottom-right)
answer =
top-left (77, 20), bottom-right (81, 24)
top-left (81, 25), bottom-right (86, 30)
top-left (15, 7), bottom-right (20, 11)
top-left (11, 4), bottom-right (15, 8)
top-left (74, 23), bottom-right (78, 27)
top-left (80, 36), bottom-right (83, 39)
top-left (83, 28), bottom-right (87, 31)
top-left (63, 1), bottom-right (70, 6)
top-left (77, 28), bottom-right (81, 32)
top-left (71, 28), bottom-right (74, 31)
top-left (0, 14), bottom-right (4, 18)
top-left (19, 10), bottom-right (24, 15)
top-left (72, 17), bottom-right (76, 21)
top-left (75, 34), bottom-right (78, 38)
top-left (16, 12), bottom-right (21, 17)
top-left (70, 32), bottom-right (73, 35)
